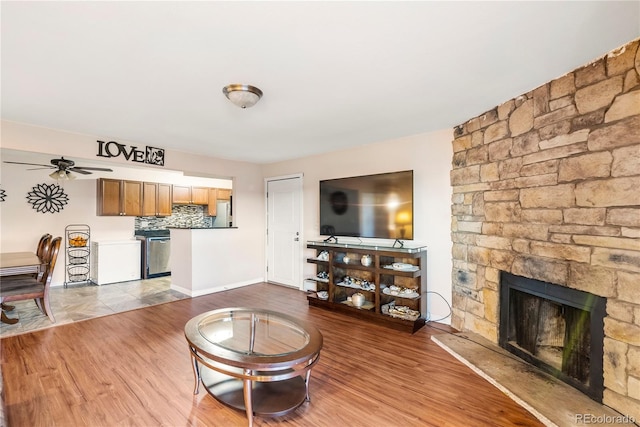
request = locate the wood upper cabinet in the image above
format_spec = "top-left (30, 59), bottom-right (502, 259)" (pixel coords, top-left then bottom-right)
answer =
top-left (191, 187), bottom-right (209, 205)
top-left (98, 179), bottom-right (228, 216)
top-left (217, 189), bottom-right (232, 200)
top-left (172, 185), bottom-right (191, 204)
top-left (172, 185), bottom-right (209, 205)
top-left (157, 183), bottom-right (172, 216)
top-left (142, 182), bottom-right (172, 216)
top-left (97, 178), bottom-right (225, 216)
top-left (122, 181), bottom-right (143, 215)
top-left (97, 179), bottom-right (121, 216)
top-left (207, 188), bottom-right (219, 216)
top-left (142, 182), bottom-right (157, 216)
top-left (97, 178), bottom-right (143, 216)
top-left (207, 188), bottom-right (231, 215)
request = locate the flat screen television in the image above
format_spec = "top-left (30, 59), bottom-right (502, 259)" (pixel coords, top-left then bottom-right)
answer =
top-left (319, 170), bottom-right (413, 240)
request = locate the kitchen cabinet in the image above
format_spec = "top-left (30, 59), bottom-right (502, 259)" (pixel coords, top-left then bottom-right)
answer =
top-left (207, 188), bottom-right (233, 216)
top-left (97, 178), bottom-right (143, 216)
top-left (172, 185), bottom-right (191, 204)
top-left (142, 182), bottom-right (157, 216)
top-left (143, 182), bottom-right (172, 216)
top-left (191, 187), bottom-right (209, 205)
top-left (217, 188), bottom-right (232, 200)
top-left (306, 241), bottom-right (427, 333)
top-left (172, 185), bottom-right (209, 205)
top-left (207, 188), bottom-right (219, 216)
top-left (157, 183), bottom-right (172, 215)
top-left (207, 188), bottom-right (233, 215)
top-left (98, 179), bottom-right (231, 215)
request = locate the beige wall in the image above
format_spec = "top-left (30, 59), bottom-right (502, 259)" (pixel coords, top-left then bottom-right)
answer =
top-left (0, 120), bottom-right (454, 321)
top-left (262, 129), bottom-right (454, 321)
top-left (0, 120), bottom-right (266, 288)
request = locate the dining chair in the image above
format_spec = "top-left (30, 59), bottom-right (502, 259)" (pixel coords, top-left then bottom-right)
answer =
top-left (0, 236), bottom-right (62, 323)
top-left (35, 233), bottom-right (53, 280)
top-left (0, 234), bottom-right (51, 316)
top-left (37, 233), bottom-right (53, 257)
top-left (1, 233), bottom-right (53, 290)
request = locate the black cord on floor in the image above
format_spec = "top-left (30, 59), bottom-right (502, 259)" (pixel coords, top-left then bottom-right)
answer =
top-left (422, 291), bottom-right (526, 363)
top-left (424, 290), bottom-right (453, 323)
top-left (420, 291), bottom-right (530, 363)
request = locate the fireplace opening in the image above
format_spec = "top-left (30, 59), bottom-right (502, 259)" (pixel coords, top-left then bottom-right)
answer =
top-left (499, 272), bottom-right (606, 401)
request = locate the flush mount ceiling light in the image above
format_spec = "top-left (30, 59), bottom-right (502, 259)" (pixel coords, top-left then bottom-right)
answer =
top-left (222, 84), bottom-right (263, 109)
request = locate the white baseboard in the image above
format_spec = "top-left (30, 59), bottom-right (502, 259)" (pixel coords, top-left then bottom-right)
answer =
top-left (171, 277), bottom-right (264, 297)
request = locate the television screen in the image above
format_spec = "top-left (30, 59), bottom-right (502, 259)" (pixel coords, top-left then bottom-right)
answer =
top-left (319, 170), bottom-right (413, 240)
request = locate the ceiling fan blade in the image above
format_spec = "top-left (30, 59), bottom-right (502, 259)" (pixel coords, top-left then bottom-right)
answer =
top-left (3, 160), bottom-right (53, 168)
top-left (73, 166), bottom-right (114, 172)
top-left (27, 166), bottom-right (57, 170)
top-left (5, 159), bottom-right (113, 177)
top-left (68, 167), bottom-right (92, 175)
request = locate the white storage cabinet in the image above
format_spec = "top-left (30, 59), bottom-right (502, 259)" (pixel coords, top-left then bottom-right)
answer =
top-left (91, 240), bottom-right (141, 285)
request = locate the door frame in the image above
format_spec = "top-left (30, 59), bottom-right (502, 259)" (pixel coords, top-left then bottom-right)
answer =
top-left (264, 173), bottom-right (304, 289)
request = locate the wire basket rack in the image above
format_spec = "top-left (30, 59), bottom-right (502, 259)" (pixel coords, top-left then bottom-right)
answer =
top-left (65, 224), bottom-right (91, 286)
top-left (67, 265), bottom-right (90, 282)
top-left (68, 232), bottom-right (89, 247)
top-left (68, 248), bottom-right (90, 264)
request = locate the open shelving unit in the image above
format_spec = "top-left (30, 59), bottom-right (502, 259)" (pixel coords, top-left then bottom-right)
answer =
top-left (306, 240), bottom-right (427, 333)
top-left (64, 224), bottom-right (91, 287)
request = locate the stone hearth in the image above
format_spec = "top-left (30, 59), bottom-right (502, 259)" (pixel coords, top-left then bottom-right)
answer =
top-left (432, 332), bottom-right (633, 427)
top-left (449, 38), bottom-right (640, 420)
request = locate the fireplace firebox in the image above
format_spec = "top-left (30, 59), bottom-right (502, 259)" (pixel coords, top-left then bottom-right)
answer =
top-left (499, 272), bottom-right (606, 401)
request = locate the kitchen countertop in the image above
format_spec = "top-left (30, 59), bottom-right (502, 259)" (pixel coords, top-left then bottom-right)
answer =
top-left (134, 228), bottom-right (237, 238)
top-left (134, 230), bottom-right (170, 237)
top-left (168, 226), bottom-right (238, 229)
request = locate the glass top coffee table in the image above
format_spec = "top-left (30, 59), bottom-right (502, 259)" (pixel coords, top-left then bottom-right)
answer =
top-left (184, 307), bottom-right (323, 426)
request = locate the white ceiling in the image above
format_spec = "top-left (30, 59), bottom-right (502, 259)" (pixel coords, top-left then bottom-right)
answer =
top-left (2, 1), bottom-right (638, 164)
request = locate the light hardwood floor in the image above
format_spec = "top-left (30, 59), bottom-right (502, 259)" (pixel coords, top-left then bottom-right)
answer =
top-left (0, 282), bottom-right (543, 426)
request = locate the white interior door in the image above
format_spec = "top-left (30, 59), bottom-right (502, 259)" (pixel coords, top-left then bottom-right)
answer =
top-left (266, 176), bottom-right (302, 288)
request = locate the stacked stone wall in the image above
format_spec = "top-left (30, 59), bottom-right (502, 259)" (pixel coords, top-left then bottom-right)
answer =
top-left (450, 39), bottom-right (640, 419)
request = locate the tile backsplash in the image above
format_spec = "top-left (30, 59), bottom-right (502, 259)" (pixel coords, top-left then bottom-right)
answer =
top-left (135, 205), bottom-right (213, 230)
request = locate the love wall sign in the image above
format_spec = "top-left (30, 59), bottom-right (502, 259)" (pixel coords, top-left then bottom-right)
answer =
top-left (96, 140), bottom-right (165, 166)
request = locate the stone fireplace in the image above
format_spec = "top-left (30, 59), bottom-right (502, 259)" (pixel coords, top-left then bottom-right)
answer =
top-left (449, 38), bottom-right (640, 420)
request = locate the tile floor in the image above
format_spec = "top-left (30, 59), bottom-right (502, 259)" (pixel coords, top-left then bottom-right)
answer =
top-left (0, 277), bottom-right (188, 339)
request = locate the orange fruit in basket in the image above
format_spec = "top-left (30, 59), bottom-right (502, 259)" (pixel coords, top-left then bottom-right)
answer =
top-left (70, 236), bottom-right (86, 246)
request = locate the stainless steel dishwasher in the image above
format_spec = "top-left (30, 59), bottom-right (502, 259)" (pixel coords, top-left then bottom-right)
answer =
top-left (136, 231), bottom-right (171, 278)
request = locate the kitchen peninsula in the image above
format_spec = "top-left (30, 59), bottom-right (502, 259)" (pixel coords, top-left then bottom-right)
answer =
top-left (170, 227), bottom-right (260, 297)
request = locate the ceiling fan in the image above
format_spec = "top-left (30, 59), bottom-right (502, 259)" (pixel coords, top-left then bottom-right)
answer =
top-left (3, 157), bottom-right (113, 180)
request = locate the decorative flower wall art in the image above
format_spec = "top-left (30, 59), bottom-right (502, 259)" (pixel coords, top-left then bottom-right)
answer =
top-left (26, 183), bottom-right (69, 213)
